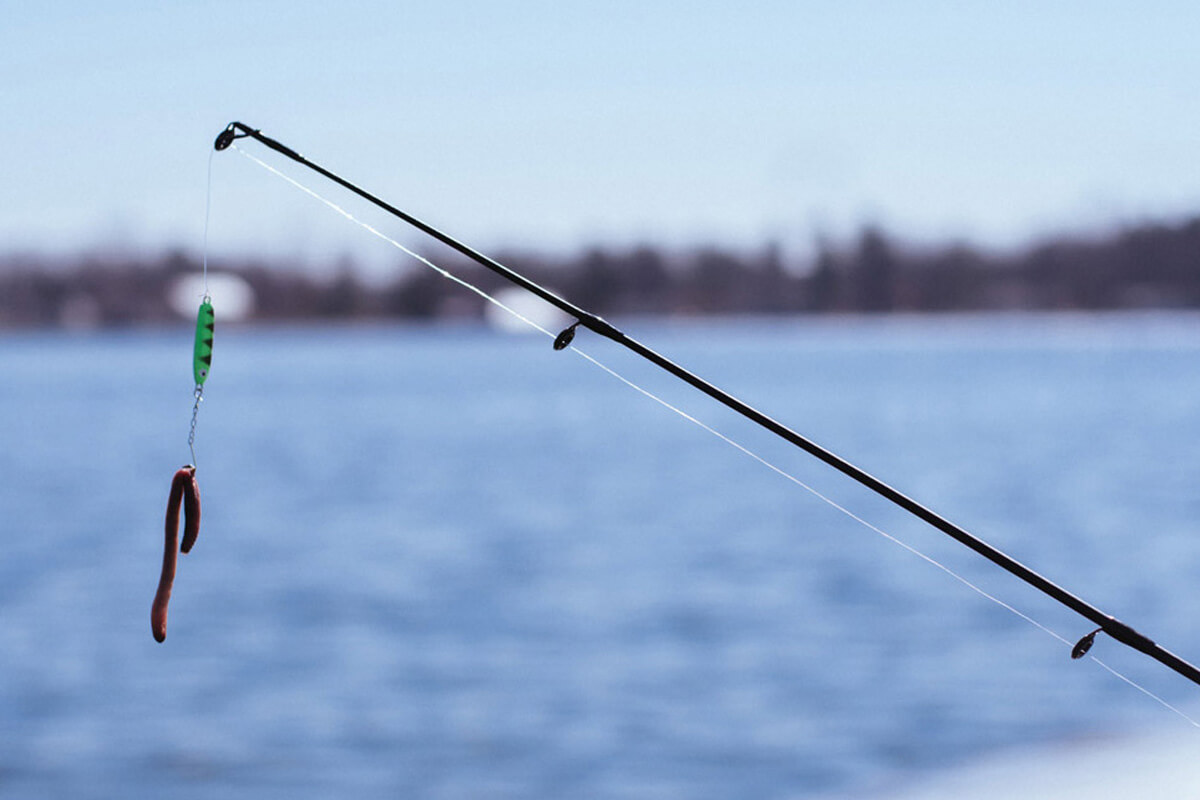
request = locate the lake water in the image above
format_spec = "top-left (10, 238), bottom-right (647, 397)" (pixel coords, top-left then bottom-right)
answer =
top-left (2, 313), bottom-right (1199, 798)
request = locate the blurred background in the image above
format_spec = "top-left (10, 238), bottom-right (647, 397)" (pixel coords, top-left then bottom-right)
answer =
top-left (3, 3), bottom-right (1200, 798)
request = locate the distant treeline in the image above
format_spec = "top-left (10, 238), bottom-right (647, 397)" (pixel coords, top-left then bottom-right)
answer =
top-left (3, 216), bottom-right (1200, 328)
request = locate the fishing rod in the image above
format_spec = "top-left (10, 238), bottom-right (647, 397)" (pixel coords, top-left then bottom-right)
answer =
top-left (213, 121), bottom-right (1200, 688)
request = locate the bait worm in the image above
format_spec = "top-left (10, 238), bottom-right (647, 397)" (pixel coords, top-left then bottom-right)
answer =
top-left (181, 469), bottom-right (201, 554)
top-left (152, 466), bottom-right (194, 643)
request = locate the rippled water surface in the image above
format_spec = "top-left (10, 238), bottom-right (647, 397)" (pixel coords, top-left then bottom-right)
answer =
top-left (2, 313), bottom-right (1199, 798)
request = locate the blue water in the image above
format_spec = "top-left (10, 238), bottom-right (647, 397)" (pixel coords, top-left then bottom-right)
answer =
top-left (2, 313), bottom-right (1199, 798)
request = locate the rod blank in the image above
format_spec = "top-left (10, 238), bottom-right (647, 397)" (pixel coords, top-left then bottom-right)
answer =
top-left (215, 121), bottom-right (1200, 689)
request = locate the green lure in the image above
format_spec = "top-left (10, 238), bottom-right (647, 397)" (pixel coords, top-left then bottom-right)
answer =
top-left (193, 300), bottom-right (215, 386)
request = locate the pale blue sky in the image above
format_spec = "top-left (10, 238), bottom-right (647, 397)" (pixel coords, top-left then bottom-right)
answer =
top-left (4, 2), bottom-right (1199, 269)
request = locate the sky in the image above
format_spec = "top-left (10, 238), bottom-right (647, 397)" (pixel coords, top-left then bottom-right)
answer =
top-left (4, 2), bottom-right (1200, 272)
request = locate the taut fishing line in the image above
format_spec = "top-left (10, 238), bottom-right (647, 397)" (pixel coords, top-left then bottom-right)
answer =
top-left (201, 149), bottom-right (215, 297)
top-left (231, 147), bottom-right (548, 331)
top-left (189, 147), bottom-right (218, 468)
top-left (226, 141), bottom-right (1199, 727)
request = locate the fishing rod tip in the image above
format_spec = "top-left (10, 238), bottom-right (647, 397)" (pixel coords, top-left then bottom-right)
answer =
top-left (214, 124), bottom-right (241, 151)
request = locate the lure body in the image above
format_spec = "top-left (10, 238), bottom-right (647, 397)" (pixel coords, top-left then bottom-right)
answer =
top-left (193, 300), bottom-right (215, 385)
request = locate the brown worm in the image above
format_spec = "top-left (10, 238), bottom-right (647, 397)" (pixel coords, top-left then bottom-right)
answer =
top-left (152, 466), bottom-right (194, 643)
top-left (181, 470), bottom-right (201, 554)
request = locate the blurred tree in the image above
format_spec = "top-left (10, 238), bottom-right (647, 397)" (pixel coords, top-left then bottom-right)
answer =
top-left (808, 240), bottom-right (840, 313)
top-left (853, 227), bottom-right (896, 312)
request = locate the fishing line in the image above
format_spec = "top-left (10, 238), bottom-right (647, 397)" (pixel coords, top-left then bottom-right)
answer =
top-left (201, 148), bottom-right (215, 298)
top-left (232, 146), bottom-right (553, 334)
top-left (1090, 657), bottom-right (1200, 726)
top-left (228, 143), bottom-right (1200, 725)
top-left (574, 341), bottom-right (1200, 728)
